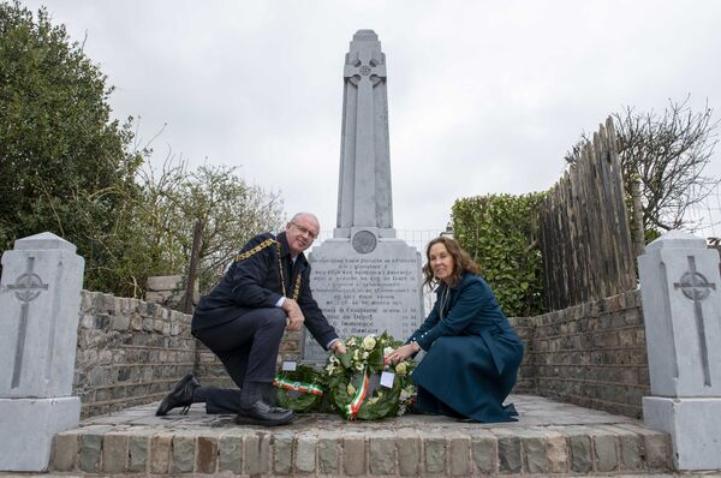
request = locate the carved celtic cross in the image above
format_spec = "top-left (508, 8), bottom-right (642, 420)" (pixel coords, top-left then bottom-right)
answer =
top-left (6, 256), bottom-right (48, 388)
top-left (344, 50), bottom-right (386, 87)
top-left (674, 255), bottom-right (716, 386)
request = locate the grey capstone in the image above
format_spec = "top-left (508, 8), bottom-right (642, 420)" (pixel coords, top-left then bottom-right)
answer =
top-left (78, 434), bottom-right (102, 473)
top-left (569, 435), bottom-right (593, 473)
top-left (498, 436), bottom-right (522, 473)
top-left (593, 434), bottom-right (619, 472)
top-left (128, 435), bottom-right (148, 473)
top-left (369, 435), bottom-right (396, 475)
top-left (424, 437), bottom-right (446, 474)
top-left (171, 435), bottom-right (195, 474)
top-left (295, 434), bottom-right (317, 473)
top-left (218, 434), bottom-right (243, 474)
top-left (273, 432), bottom-right (293, 475)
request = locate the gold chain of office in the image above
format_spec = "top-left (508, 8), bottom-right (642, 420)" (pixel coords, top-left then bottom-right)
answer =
top-left (233, 238), bottom-right (301, 301)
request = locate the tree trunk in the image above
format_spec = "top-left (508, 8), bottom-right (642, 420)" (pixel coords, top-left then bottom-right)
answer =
top-left (183, 219), bottom-right (204, 314)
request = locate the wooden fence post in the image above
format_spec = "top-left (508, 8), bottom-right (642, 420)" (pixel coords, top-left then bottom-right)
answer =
top-left (183, 219), bottom-right (204, 314)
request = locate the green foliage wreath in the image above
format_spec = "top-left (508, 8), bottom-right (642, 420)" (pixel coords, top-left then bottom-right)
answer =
top-left (273, 364), bottom-right (326, 413)
top-left (325, 333), bottom-right (416, 420)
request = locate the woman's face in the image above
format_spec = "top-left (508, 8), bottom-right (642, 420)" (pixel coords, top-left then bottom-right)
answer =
top-left (429, 242), bottom-right (455, 283)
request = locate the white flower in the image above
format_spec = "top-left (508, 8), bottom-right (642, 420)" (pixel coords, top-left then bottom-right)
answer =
top-left (362, 335), bottom-right (377, 351)
top-left (362, 351), bottom-right (369, 359)
top-left (383, 346), bottom-right (394, 356)
top-left (354, 362), bottom-right (364, 371)
top-left (325, 363), bottom-right (335, 374)
top-left (353, 349), bottom-right (360, 361)
top-left (347, 383), bottom-right (356, 395)
top-left (347, 337), bottom-right (357, 347)
top-left (395, 362), bottom-right (408, 377)
top-left (330, 355), bottom-right (340, 365)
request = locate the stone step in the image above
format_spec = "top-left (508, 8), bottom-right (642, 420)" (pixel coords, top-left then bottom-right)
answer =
top-left (48, 395), bottom-right (674, 476)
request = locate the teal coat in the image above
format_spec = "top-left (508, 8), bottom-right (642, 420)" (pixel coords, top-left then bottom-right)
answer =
top-left (409, 272), bottom-right (524, 422)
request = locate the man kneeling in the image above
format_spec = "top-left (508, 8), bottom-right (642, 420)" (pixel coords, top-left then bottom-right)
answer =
top-left (156, 212), bottom-right (345, 426)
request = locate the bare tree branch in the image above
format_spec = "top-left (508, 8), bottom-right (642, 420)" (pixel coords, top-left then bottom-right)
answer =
top-left (565, 97), bottom-right (720, 235)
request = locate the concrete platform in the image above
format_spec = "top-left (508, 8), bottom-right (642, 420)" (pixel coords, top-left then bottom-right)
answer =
top-left (44, 394), bottom-right (678, 476)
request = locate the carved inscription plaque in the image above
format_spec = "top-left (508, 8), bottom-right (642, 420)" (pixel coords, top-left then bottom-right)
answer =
top-left (303, 247), bottom-right (423, 363)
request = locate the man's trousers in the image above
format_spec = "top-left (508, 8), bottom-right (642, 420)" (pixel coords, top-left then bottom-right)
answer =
top-left (192, 307), bottom-right (286, 413)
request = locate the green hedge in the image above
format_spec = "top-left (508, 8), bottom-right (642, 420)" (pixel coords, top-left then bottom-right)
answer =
top-left (452, 193), bottom-right (546, 317)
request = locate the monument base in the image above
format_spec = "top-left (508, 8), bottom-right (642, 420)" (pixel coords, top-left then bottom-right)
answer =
top-left (303, 236), bottom-right (423, 363)
top-left (643, 396), bottom-right (721, 471)
top-left (0, 396), bottom-right (80, 471)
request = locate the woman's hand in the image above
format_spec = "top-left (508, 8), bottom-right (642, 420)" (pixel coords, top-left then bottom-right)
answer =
top-left (385, 342), bottom-right (419, 365)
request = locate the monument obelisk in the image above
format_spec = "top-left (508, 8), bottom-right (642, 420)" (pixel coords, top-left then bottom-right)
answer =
top-left (303, 30), bottom-right (424, 362)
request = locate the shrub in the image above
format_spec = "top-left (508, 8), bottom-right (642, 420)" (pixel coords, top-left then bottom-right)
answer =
top-left (452, 193), bottom-right (546, 316)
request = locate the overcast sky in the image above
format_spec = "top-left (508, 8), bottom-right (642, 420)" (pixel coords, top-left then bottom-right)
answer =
top-left (22, 0), bottom-right (721, 238)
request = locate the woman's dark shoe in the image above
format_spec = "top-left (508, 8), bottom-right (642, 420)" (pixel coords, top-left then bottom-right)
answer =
top-left (235, 400), bottom-right (295, 426)
top-left (406, 402), bottom-right (423, 415)
top-left (156, 373), bottom-right (200, 416)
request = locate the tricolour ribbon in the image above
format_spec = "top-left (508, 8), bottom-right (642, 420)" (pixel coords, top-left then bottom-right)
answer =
top-left (344, 367), bottom-right (370, 420)
top-left (273, 376), bottom-right (324, 396)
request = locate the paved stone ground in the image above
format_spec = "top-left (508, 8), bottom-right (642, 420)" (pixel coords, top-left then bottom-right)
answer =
top-left (82, 393), bottom-right (638, 430)
top-left (81, 395), bottom-right (643, 433)
top-left (7, 394), bottom-right (721, 476)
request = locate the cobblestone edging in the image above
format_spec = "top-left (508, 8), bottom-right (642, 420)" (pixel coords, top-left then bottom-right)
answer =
top-left (73, 291), bottom-right (194, 418)
top-left (50, 422), bottom-right (672, 476)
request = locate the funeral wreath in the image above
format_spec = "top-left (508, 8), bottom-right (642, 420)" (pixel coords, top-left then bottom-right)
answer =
top-left (325, 332), bottom-right (416, 420)
top-left (273, 364), bottom-right (326, 412)
top-left (273, 332), bottom-right (416, 419)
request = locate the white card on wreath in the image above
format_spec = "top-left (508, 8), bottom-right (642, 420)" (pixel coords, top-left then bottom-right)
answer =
top-left (380, 371), bottom-right (395, 388)
top-left (282, 361), bottom-right (297, 371)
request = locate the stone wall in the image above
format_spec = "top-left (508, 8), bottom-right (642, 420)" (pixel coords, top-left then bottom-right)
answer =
top-left (194, 341), bottom-right (234, 389)
top-left (73, 291), bottom-right (195, 418)
top-left (507, 317), bottom-right (536, 393)
top-left (527, 290), bottom-right (649, 418)
top-left (193, 329), bottom-right (303, 390)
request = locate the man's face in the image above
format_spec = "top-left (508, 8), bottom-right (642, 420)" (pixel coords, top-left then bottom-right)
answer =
top-left (285, 214), bottom-right (320, 256)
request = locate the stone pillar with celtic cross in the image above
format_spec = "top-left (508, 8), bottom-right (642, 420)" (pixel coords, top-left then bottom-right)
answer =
top-left (303, 31), bottom-right (423, 364)
top-left (335, 29), bottom-right (394, 240)
top-left (0, 232), bottom-right (84, 471)
top-left (638, 231), bottom-right (721, 470)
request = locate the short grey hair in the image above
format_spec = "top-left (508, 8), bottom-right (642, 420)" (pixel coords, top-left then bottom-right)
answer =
top-left (289, 212), bottom-right (320, 229)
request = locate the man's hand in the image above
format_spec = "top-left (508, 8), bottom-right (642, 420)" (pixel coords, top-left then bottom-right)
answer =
top-left (282, 298), bottom-right (305, 331)
top-left (330, 340), bottom-right (347, 355)
top-left (385, 343), bottom-right (419, 365)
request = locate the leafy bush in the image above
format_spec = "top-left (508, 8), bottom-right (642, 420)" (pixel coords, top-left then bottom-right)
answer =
top-left (452, 193), bottom-right (546, 317)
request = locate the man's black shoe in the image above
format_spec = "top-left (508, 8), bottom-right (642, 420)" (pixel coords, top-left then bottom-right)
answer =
top-left (155, 373), bottom-right (200, 416)
top-left (235, 400), bottom-right (295, 426)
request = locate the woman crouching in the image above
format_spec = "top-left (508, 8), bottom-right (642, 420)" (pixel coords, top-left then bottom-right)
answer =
top-left (386, 236), bottom-right (524, 422)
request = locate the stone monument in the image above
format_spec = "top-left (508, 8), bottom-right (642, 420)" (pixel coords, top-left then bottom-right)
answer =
top-left (638, 231), bottom-right (721, 470)
top-left (0, 232), bottom-right (84, 471)
top-left (303, 30), bottom-right (424, 362)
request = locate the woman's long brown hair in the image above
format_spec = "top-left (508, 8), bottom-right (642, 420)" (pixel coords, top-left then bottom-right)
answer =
top-left (422, 236), bottom-right (480, 288)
